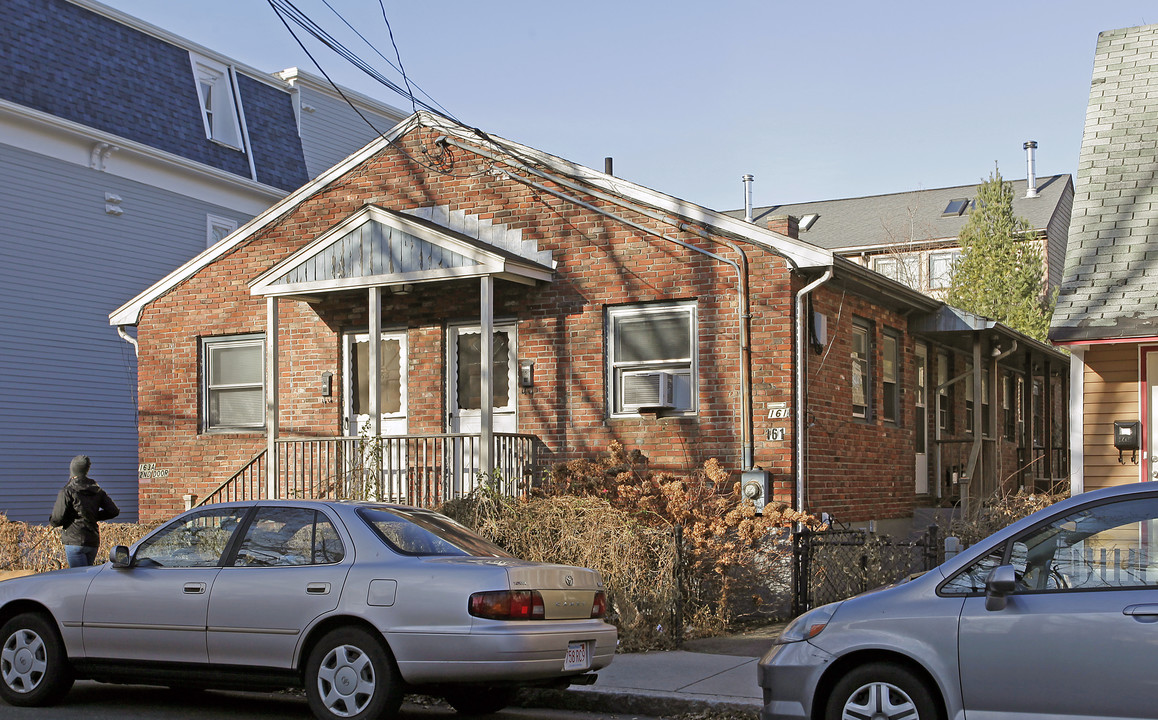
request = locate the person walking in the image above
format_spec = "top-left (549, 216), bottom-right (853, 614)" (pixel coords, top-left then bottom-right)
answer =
top-left (49, 455), bottom-right (120, 567)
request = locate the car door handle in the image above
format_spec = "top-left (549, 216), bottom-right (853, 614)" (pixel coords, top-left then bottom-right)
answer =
top-left (1123, 604), bottom-right (1158, 617)
top-left (306, 583), bottom-right (331, 595)
top-left (183, 582), bottom-right (206, 594)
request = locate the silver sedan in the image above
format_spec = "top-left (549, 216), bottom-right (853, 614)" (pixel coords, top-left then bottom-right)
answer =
top-left (0, 500), bottom-right (616, 719)
top-left (759, 482), bottom-right (1158, 720)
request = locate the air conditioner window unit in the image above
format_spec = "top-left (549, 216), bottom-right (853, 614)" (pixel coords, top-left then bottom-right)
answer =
top-left (622, 370), bottom-right (675, 411)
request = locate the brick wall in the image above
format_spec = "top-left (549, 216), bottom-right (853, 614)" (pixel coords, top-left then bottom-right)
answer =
top-left (134, 127), bottom-right (939, 524)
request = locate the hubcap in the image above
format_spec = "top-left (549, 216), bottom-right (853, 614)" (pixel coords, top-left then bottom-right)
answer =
top-left (1, 629), bottom-right (47, 694)
top-left (316, 643), bottom-right (376, 717)
top-left (843, 681), bottom-right (918, 720)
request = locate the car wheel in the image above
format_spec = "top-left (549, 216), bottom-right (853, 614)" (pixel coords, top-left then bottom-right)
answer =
top-left (0, 612), bottom-right (74, 707)
top-left (826, 662), bottom-right (939, 720)
top-left (444, 686), bottom-right (516, 715)
top-left (305, 627), bottom-right (402, 720)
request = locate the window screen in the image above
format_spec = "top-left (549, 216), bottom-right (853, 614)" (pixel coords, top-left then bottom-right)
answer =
top-left (204, 335), bottom-right (263, 431)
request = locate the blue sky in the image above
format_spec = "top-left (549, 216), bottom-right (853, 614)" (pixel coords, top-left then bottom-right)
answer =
top-left (99, 1), bottom-right (1153, 211)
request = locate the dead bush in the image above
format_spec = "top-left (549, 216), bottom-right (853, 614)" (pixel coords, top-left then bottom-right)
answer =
top-left (443, 442), bottom-right (815, 649)
top-left (947, 483), bottom-right (1070, 547)
top-left (0, 514), bottom-right (159, 573)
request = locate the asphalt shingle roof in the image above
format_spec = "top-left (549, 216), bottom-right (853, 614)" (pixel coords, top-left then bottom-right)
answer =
top-left (0, 0), bottom-right (308, 192)
top-left (1050, 24), bottom-right (1158, 343)
top-left (723, 176), bottom-right (1069, 252)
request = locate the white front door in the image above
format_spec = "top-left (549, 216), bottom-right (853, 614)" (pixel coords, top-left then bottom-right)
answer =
top-left (447, 323), bottom-right (517, 490)
top-left (343, 331), bottom-right (407, 499)
top-left (344, 331), bottom-right (408, 436)
top-left (915, 342), bottom-right (929, 494)
top-left (447, 323), bottom-right (517, 435)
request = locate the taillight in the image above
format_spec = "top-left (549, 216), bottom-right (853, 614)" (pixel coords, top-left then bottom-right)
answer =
top-left (469, 590), bottom-right (545, 620)
top-left (590, 591), bottom-right (607, 618)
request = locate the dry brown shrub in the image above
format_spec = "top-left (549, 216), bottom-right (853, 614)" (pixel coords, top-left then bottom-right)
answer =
top-left (445, 442), bottom-right (815, 649)
top-left (441, 490), bottom-right (678, 651)
top-left (0, 514), bottom-right (160, 573)
top-left (947, 483), bottom-right (1070, 547)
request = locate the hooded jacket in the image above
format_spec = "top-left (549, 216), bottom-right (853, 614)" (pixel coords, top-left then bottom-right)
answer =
top-left (50, 472), bottom-right (120, 548)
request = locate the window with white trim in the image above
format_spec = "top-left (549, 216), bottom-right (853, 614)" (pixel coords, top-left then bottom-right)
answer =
top-left (207, 214), bottom-right (238, 248)
top-left (851, 319), bottom-right (871, 420)
top-left (607, 303), bottom-right (696, 415)
top-left (202, 334), bottom-right (264, 432)
top-left (873, 255), bottom-right (921, 289)
top-left (882, 329), bottom-right (900, 425)
top-left (929, 250), bottom-right (962, 289)
top-left (190, 52), bottom-right (243, 149)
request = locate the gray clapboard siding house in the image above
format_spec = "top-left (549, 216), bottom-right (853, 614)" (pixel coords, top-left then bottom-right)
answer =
top-left (0, 0), bottom-right (403, 522)
top-left (1049, 23), bottom-right (1158, 495)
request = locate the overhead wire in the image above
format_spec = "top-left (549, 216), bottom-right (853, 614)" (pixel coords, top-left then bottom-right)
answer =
top-left (265, 0), bottom-right (478, 177)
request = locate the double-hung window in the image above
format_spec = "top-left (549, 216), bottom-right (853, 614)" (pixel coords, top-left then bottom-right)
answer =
top-left (882, 329), bottom-right (900, 425)
top-left (929, 250), bottom-right (962, 290)
top-left (607, 303), bottom-right (695, 415)
top-left (851, 319), bottom-right (871, 420)
top-left (202, 334), bottom-right (264, 432)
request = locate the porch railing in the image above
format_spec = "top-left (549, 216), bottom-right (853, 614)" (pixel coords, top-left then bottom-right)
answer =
top-left (197, 433), bottom-right (541, 509)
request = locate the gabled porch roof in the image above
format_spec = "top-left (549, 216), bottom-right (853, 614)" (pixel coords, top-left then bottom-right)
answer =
top-left (250, 205), bottom-right (554, 298)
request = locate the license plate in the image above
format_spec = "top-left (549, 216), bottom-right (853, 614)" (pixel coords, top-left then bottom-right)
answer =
top-left (563, 641), bottom-right (590, 671)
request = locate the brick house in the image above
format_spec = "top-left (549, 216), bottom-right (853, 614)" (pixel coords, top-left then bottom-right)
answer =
top-left (111, 112), bottom-right (1069, 527)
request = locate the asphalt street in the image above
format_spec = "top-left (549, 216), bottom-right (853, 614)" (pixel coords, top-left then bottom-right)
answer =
top-left (0, 681), bottom-right (663, 720)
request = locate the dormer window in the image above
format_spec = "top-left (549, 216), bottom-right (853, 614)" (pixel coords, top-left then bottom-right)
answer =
top-left (190, 52), bottom-right (243, 150)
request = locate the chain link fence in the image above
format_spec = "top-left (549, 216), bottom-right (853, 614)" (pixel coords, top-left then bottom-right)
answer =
top-left (793, 525), bottom-right (942, 615)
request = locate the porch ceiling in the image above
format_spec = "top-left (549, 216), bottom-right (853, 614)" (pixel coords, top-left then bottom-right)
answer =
top-left (249, 205), bottom-right (554, 297)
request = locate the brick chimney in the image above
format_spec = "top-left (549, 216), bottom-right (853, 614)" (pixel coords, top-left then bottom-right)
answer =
top-left (766, 214), bottom-right (799, 239)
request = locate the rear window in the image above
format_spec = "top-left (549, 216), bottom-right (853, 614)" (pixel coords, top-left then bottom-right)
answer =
top-left (357, 507), bottom-right (514, 558)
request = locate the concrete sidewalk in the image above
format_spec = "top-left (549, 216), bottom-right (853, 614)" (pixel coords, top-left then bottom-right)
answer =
top-left (520, 624), bottom-right (783, 717)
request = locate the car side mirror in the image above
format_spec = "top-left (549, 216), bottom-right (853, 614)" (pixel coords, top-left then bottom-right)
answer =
top-left (110, 545), bottom-right (133, 568)
top-left (985, 564), bottom-right (1017, 611)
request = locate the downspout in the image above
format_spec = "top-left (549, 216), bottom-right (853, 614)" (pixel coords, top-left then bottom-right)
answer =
top-left (495, 167), bottom-right (758, 467)
top-left (116, 325), bottom-right (139, 357)
top-left (795, 269), bottom-right (833, 516)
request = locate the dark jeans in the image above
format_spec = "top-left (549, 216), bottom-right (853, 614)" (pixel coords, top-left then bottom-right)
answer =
top-left (64, 544), bottom-right (98, 567)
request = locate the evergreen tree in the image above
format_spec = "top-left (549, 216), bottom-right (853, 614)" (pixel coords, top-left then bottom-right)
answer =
top-left (946, 168), bottom-right (1054, 342)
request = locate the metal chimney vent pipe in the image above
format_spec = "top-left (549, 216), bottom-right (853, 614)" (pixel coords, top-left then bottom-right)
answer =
top-left (1023, 141), bottom-right (1039, 198)
top-left (742, 174), bottom-right (755, 222)
top-left (604, 157), bottom-right (614, 176)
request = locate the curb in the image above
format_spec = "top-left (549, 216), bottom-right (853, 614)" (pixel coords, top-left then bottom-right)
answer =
top-left (518, 686), bottom-right (762, 718)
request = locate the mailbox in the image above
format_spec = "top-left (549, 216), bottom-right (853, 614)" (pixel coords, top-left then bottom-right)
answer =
top-left (1115, 421), bottom-right (1140, 451)
top-left (1114, 420), bottom-right (1141, 464)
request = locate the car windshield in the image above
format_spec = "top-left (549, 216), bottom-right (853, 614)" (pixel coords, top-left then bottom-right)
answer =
top-left (357, 506), bottom-right (514, 558)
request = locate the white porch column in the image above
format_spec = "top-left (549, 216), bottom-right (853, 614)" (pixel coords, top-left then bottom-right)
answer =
top-left (369, 287), bottom-right (382, 437)
top-left (480, 276), bottom-right (494, 476)
top-left (265, 296), bottom-right (279, 499)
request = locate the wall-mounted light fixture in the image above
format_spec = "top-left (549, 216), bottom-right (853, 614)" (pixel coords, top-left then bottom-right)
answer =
top-left (321, 371), bottom-right (333, 398)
